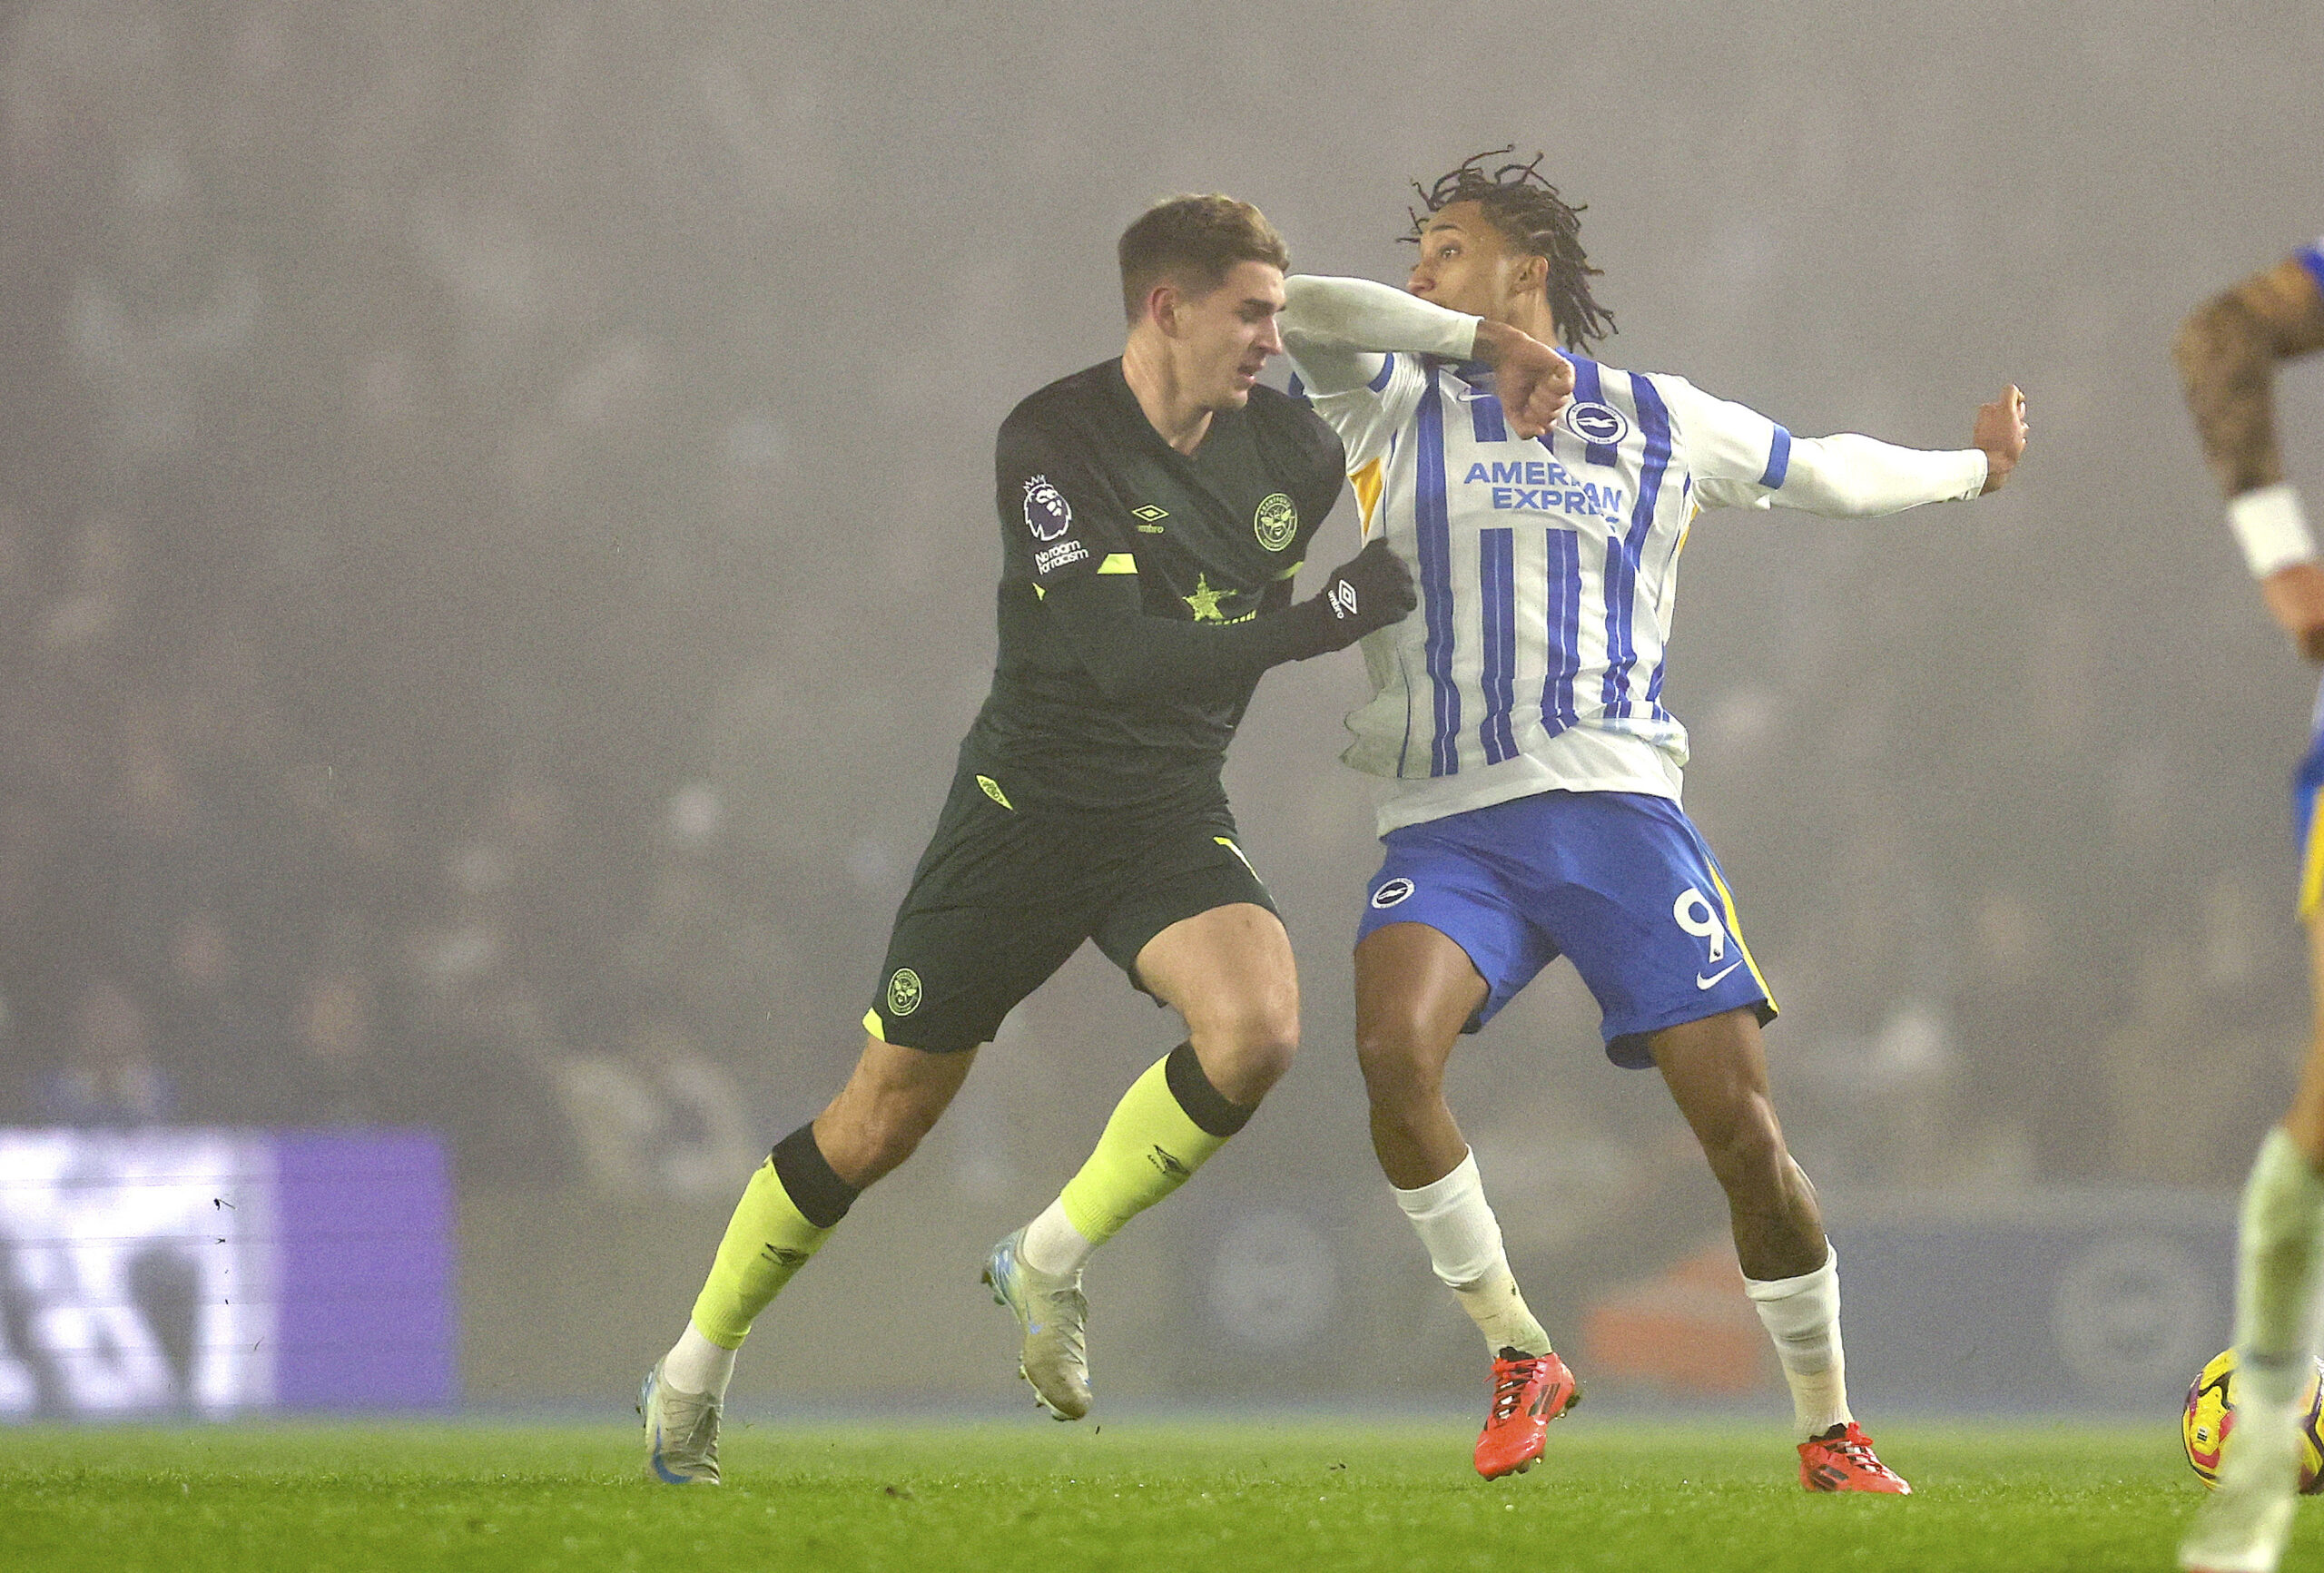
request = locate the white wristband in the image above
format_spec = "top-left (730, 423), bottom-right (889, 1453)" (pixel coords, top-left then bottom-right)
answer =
top-left (2230, 483), bottom-right (2317, 578)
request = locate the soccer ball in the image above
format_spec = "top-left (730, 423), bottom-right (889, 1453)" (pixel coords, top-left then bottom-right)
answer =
top-left (2182, 1347), bottom-right (2324, 1491)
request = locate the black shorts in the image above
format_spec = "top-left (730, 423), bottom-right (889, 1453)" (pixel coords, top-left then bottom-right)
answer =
top-left (864, 764), bottom-right (1275, 1052)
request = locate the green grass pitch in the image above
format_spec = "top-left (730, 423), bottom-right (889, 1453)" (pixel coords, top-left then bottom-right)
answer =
top-left (0, 1414), bottom-right (2291, 1571)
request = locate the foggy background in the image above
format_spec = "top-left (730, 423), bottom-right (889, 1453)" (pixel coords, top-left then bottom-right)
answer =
top-left (3, 0), bottom-right (2321, 1415)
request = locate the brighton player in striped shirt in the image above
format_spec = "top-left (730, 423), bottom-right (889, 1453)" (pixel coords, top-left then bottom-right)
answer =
top-left (2175, 237), bottom-right (2324, 1573)
top-left (1278, 150), bottom-right (2027, 1489)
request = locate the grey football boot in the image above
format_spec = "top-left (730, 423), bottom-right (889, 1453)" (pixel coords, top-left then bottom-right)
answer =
top-left (982, 1227), bottom-right (1092, 1421)
top-left (639, 1360), bottom-right (723, 1484)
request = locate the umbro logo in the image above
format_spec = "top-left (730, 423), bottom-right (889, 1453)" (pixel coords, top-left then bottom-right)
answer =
top-left (1327, 582), bottom-right (1358, 620)
top-left (1131, 505), bottom-right (1168, 522)
top-left (760, 1244), bottom-right (811, 1268)
top-left (1147, 1145), bottom-right (1190, 1180)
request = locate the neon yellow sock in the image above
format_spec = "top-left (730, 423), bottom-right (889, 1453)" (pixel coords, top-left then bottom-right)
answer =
top-left (688, 1158), bottom-right (833, 1350)
top-left (1059, 1050), bottom-right (1237, 1246)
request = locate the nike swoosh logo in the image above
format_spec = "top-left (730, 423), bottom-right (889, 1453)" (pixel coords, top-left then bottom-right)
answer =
top-left (1696, 961), bottom-right (1743, 989)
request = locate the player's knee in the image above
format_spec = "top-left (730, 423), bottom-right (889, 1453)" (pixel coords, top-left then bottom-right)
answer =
top-left (1698, 1098), bottom-right (1788, 1200)
top-left (1355, 1019), bottom-right (1440, 1108)
top-left (1233, 1010), bottom-right (1302, 1089)
top-left (826, 1129), bottom-right (912, 1190)
top-left (824, 1088), bottom-right (950, 1186)
top-left (1185, 998), bottom-right (1299, 1096)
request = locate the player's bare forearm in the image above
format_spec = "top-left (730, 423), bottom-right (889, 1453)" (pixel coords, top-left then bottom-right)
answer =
top-left (2259, 563), bottom-right (2324, 663)
top-left (2173, 258), bottom-right (2324, 499)
top-left (1974, 385), bottom-right (2029, 493)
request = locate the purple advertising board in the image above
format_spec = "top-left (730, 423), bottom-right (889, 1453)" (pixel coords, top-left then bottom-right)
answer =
top-left (0, 1127), bottom-right (458, 1417)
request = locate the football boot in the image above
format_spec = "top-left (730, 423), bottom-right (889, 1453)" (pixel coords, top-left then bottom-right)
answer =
top-left (1797, 1421), bottom-right (1910, 1494)
top-left (1473, 1347), bottom-right (1581, 1480)
top-left (982, 1227), bottom-right (1092, 1421)
top-left (2180, 1483), bottom-right (2297, 1573)
top-left (2181, 1405), bottom-right (2303, 1573)
top-left (638, 1360), bottom-right (722, 1485)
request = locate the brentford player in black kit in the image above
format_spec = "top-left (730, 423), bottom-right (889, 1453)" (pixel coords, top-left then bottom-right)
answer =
top-left (637, 192), bottom-right (1575, 1482)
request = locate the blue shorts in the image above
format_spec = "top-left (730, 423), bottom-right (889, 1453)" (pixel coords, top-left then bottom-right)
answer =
top-left (2296, 677), bottom-right (2324, 919)
top-left (1356, 790), bottom-right (1777, 1068)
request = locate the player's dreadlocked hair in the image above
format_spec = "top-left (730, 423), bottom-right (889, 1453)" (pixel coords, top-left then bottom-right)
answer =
top-left (1404, 147), bottom-right (1616, 353)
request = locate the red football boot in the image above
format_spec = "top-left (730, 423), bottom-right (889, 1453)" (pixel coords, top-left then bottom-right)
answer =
top-left (1473, 1347), bottom-right (1581, 1480)
top-left (1797, 1421), bottom-right (1911, 1494)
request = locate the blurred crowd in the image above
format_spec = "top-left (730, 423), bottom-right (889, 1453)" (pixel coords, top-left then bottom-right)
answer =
top-left (0, 0), bottom-right (885, 1191)
top-left (0, 486), bottom-right (776, 1190)
top-left (1, 0), bottom-right (2312, 1207)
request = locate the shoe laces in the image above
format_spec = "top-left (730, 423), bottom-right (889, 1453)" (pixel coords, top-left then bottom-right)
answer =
top-left (656, 1385), bottom-right (720, 1460)
top-left (1813, 1426), bottom-right (1888, 1475)
top-left (1009, 1262), bottom-right (1088, 1365)
top-left (1037, 1282), bottom-right (1089, 1361)
top-left (1489, 1354), bottom-right (1549, 1424)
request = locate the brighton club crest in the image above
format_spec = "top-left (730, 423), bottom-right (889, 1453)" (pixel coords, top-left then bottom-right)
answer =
top-left (1561, 401), bottom-right (1630, 449)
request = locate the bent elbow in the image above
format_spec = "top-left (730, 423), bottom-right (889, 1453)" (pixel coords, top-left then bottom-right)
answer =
top-left (2174, 294), bottom-right (2266, 389)
top-left (2170, 302), bottom-right (2217, 382)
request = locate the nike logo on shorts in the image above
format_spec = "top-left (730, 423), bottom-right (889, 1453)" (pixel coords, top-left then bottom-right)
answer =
top-left (1696, 961), bottom-right (1743, 989)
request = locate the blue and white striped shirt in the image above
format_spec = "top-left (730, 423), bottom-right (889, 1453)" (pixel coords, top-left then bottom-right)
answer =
top-left (1292, 345), bottom-right (1984, 834)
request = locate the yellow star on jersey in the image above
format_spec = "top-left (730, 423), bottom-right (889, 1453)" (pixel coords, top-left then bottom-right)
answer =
top-left (1183, 574), bottom-right (1231, 623)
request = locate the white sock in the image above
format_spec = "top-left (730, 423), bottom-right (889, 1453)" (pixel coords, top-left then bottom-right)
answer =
top-left (1393, 1150), bottom-right (1551, 1356)
top-left (2234, 1127), bottom-right (2324, 1379)
top-left (1019, 1196), bottom-right (1096, 1277)
top-left (2217, 1127), bottom-right (2324, 1493)
top-left (1745, 1245), bottom-right (1851, 1439)
top-left (662, 1321), bottom-right (737, 1401)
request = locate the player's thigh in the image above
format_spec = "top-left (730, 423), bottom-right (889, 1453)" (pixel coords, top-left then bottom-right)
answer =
top-left (2280, 726), bottom-right (2324, 1159)
top-left (1093, 811), bottom-right (1295, 1039)
top-left (1526, 793), bottom-right (1776, 1069)
top-left (2282, 912), bottom-right (2324, 1164)
top-left (1354, 822), bottom-right (1551, 1051)
top-left (1352, 920), bottom-right (1490, 1095)
top-left (1131, 903), bottom-right (1299, 1059)
top-left (866, 772), bottom-right (1098, 1053)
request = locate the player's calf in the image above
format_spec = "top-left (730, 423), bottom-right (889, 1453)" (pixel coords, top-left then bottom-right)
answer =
top-left (984, 1042), bottom-right (1259, 1421)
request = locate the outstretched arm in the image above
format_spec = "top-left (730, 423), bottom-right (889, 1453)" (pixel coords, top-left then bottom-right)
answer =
top-left (1685, 381), bottom-right (2026, 517)
top-left (2173, 250), bottom-right (2324, 658)
top-left (1782, 385), bottom-right (2027, 514)
top-left (1280, 275), bottom-right (1572, 437)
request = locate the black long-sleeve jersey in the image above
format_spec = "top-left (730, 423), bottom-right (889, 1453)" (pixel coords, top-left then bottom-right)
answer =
top-left (960, 358), bottom-right (1346, 810)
